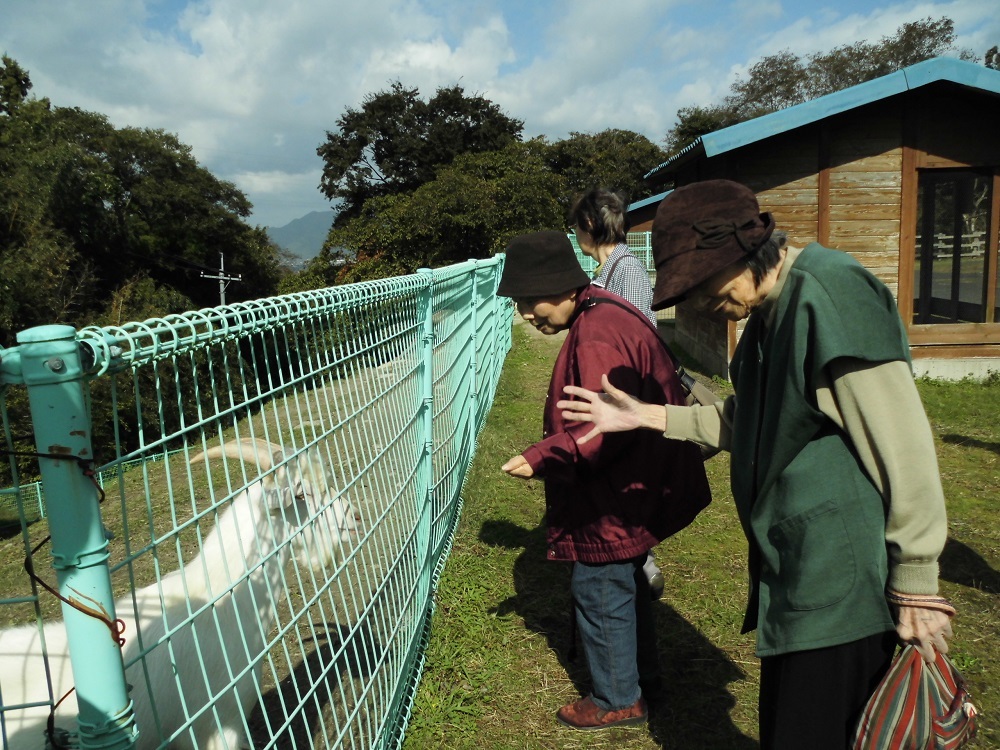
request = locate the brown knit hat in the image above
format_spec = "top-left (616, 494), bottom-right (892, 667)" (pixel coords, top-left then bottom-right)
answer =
top-left (651, 180), bottom-right (775, 310)
top-left (497, 230), bottom-right (590, 298)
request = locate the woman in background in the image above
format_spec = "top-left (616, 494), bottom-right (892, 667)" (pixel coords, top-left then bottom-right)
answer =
top-left (570, 188), bottom-right (657, 326)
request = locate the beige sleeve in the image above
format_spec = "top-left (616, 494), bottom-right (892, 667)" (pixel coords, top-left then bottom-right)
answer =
top-left (663, 396), bottom-right (734, 452)
top-left (816, 358), bottom-right (947, 595)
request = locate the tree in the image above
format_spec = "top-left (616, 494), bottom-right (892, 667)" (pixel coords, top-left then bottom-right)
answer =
top-left (987, 46), bottom-right (1000, 70)
top-left (317, 82), bottom-right (523, 225)
top-left (305, 140), bottom-right (564, 284)
top-left (666, 17), bottom-right (975, 155)
top-left (0, 57), bottom-right (299, 488)
top-left (728, 50), bottom-right (811, 119)
top-left (0, 55), bottom-right (32, 115)
top-left (663, 104), bottom-right (745, 160)
top-left (308, 86), bottom-right (670, 287)
top-left (0, 57), bottom-right (287, 346)
top-left (0, 81), bottom-right (81, 337)
top-left (546, 129), bottom-right (668, 207)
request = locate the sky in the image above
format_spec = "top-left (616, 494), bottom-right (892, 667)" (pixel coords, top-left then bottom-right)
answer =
top-left (3, 0), bottom-right (998, 229)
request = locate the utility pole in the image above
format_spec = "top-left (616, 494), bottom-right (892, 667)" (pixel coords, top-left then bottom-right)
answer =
top-left (201, 252), bottom-right (242, 306)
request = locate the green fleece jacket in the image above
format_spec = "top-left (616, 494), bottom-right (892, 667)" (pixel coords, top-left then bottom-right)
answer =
top-left (664, 244), bottom-right (947, 657)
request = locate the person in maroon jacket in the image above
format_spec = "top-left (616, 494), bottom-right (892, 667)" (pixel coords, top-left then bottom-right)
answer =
top-left (499, 230), bottom-right (711, 731)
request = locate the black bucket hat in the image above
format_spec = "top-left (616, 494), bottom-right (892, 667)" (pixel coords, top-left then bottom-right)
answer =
top-left (651, 180), bottom-right (775, 310)
top-left (497, 230), bottom-right (590, 298)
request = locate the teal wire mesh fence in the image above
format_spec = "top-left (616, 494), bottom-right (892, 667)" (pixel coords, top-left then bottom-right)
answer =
top-left (568, 230), bottom-right (653, 275)
top-left (0, 257), bottom-right (512, 750)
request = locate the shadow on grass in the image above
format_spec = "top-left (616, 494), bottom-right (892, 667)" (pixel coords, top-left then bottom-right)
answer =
top-left (480, 518), bottom-right (758, 749)
top-left (0, 519), bottom-right (24, 541)
top-left (250, 620), bottom-right (382, 749)
top-left (940, 536), bottom-right (1000, 595)
top-left (941, 433), bottom-right (1000, 455)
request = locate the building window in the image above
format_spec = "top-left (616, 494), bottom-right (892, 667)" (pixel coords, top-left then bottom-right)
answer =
top-left (913, 170), bottom-right (996, 324)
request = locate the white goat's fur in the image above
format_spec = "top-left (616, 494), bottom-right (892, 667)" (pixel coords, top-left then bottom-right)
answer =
top-left (0, 439), bottom-right (358, 750)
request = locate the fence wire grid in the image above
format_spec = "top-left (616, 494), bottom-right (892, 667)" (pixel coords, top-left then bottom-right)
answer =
top-left (0, 257), bottom-right (512, 750)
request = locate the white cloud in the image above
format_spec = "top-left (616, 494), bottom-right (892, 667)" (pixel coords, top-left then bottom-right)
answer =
top-left (2, 0), bottom-right (998, 226)
top-left (229, 169), bottom-right (331, 228)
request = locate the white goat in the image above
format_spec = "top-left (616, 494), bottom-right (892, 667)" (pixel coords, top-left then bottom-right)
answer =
top-left (0, 439), bottom-right (359, 750)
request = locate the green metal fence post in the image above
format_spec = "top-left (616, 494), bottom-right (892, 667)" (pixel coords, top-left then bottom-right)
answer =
top-left (416, 268), bottom-right (435, 597)
top-left (15, 325), bottom-right (135, 749)
top-left (467, 261), bottom-right (479, 458)
top-left (494, 254), bottom-right (512, 369)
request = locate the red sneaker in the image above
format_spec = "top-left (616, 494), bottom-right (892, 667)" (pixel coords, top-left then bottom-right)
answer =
top-left (556, 695), bottom-right (648, 731)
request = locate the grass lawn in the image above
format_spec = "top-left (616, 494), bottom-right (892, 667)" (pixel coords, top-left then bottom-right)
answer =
top-left (404, 320), bottom-right (999, 749)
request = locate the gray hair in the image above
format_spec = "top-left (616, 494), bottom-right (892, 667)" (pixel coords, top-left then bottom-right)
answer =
top-left (569, 188), bottom-right (629, 245)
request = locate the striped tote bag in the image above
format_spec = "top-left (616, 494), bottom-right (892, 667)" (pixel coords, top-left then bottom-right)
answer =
top-left (853, 645), bottom-right (978, 749)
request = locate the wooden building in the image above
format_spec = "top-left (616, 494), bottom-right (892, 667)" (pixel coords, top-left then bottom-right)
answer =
top-left (629, 57), bottom-right (1000, 380)
top-left (625, 191), bottom-right (669, 232)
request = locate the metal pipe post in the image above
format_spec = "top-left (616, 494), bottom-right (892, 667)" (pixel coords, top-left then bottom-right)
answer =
top-left (415, 269), bottom-right (435, 598)
top-left (15, 325), bottom-right (135, 749)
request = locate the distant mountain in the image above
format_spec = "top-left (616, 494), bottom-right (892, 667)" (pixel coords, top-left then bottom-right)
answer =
top-left (266, 211), bottom-right (334, 263)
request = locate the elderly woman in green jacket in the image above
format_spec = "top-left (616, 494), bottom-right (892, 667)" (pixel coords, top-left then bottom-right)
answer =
top-left (557, 180), bottom-right (953, 749)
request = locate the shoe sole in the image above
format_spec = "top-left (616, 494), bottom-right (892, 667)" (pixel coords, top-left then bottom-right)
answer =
top-left (556, 714), bottom-right (648, 731)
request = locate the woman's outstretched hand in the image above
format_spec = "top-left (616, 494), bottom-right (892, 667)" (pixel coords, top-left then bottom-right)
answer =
top-left (557, 374), bottom-right (649, 445)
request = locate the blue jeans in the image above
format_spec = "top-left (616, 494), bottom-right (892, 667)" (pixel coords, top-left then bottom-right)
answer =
top-left (571, 556), bottom-right (658, 710)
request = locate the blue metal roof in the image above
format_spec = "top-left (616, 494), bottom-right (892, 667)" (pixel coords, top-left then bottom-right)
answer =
top-left (645, 56), bottom-right (1000, 182)
top-left (627, 190), bottom-right (671, 212)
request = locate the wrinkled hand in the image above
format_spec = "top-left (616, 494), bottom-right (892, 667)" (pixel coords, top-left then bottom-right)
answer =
top-left (557, 374), bottom-right (646, 445)
top-left (502, 454), bottom-right (534, 479)
top-left (895, 605), bottom-right (953, 663)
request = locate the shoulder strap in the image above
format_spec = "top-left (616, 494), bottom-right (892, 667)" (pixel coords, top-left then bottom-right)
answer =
top-left (579, 295), bottom-right (657, 334)
top-left (600, 254), bottom-right (627, 285)
top-left (578, 296), bottom-right (716, 407)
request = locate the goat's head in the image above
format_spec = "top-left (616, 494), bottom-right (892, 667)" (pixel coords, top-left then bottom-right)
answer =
top-left (190, 438), bottom-right (360, 570)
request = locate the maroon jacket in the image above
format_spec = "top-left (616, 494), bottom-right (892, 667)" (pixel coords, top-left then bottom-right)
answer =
top-left (522, 286), bottom-right (711, 563)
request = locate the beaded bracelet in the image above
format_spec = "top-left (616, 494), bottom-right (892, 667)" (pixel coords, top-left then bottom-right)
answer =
top-left (886, 589), bottom-right (957, 617)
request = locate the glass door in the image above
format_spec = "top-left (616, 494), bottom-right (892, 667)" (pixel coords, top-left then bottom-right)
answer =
top-left (913, 170), bottom-right (994, 324)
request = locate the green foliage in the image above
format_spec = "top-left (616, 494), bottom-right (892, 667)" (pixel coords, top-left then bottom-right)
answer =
top-left (987, 45), bottom-right (1000, 70)
top-left (275, 266), bottom-right (331, 295)
top-left (317, 82), bottom-right (524, 225)
top-left (0, 57), bottom-right (287, 348)
top-left (666, 17), bottom-right (975, 155)
top-left (546, 129), bottom-right (668, 207)
top-left (311, 141), bottom-right (565, 284)
top-left (0, 55), bottom-right (32, 115)
top-left (729, 49), bottom-right (811, 119)
top-left (94, 275), bottom-right (196, 327)
top-left (314, 79), bottom-right (670, 286)
top-left (0, 56), bottom-right (295, 486)
top-left (663, 103), bottom-right (745, 158)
